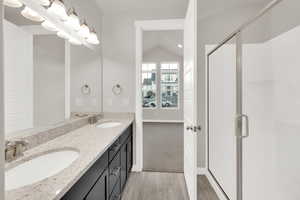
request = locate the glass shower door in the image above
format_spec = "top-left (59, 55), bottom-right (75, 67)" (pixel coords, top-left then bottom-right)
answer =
top-left (207, 35), bottom-right (242, 200)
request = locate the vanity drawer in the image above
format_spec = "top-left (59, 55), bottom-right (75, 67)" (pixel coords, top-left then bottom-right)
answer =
top-left (109, 151), bottom-right (121, 196)
top-left (61, 151), bottom-right (108, 200)
top-left (108, 139), bottom-right (121, 162)
top-left (109, 178), bottom-right (121, 200)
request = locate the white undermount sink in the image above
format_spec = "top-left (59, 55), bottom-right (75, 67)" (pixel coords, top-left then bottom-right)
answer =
top-left (5, 149), bottom-right (79, 191)
top-left (96, 121), bottom-right (121, 128)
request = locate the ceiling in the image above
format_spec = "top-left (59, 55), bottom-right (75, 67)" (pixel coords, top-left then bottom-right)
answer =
top-left (95, 0), bottom-right (188, 17)
top-left (198, 0), bottom-right (273, 19)
top-left (143, 30), bottom-right (183, 57)
top-left (4, 0), bottom-right (273, 26)
top-left (95, 0), bottom-right (272, 18)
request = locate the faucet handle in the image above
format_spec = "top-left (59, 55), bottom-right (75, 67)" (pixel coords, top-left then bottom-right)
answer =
top-left (5, 140), bottom-right (16, 148)
top-left (14, 140), bottom-right (29, 150)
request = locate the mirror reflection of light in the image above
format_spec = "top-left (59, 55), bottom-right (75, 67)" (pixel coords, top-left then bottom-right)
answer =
top-left (21, 7), bottom-right (45, 22)
top-left (3, 0), bottom-right (23, 8)
top-left (42, 20), bottom-right (58, 32)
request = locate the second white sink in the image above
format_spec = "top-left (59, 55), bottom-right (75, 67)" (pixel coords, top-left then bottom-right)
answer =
top-left (96, 122), bottom-right (121, 128)
top-left (5, 149), bottom-right (79, 191)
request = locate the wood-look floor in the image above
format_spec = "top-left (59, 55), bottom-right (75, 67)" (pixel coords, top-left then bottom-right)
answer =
top-left (121, 172), bottom-right (219, 200)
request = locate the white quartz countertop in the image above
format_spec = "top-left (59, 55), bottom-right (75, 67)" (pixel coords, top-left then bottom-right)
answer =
top-left (5, 114), bottom-right (135, 200)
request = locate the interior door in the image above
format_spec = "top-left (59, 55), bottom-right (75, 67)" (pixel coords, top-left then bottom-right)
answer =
top-left (183, 0), bottom-right (198, 199)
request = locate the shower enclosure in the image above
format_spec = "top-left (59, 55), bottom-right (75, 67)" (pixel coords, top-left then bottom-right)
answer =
top-left (207, 0), bottom-right (300, 199)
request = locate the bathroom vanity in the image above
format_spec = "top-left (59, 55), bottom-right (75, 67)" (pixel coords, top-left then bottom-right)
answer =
top-left (61, 124), bottom-right (133, 200)
top-left (5, 114), bottom-right (134, 200)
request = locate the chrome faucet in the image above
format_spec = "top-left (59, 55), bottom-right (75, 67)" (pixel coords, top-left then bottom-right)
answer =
top-left (5, 139), bottom-right (29, 161)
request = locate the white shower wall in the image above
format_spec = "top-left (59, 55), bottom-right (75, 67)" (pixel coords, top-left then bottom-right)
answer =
top-left (243, 24), bottom-right (300, 200)
top-left (207, 24), bottom-right (300, 200)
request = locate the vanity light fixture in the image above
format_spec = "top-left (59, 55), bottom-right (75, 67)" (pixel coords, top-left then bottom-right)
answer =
top-left (38, 0), bottom-right (50, 6)
top-left (41, 20), bottom-right (58, 32)
top-left (65, 9), bottom-right (81, 31)
top-left (177, 44), bottom-right (183, 49)
top-left (3, 0), bottom-right (23, 7)
top-left (47, 0), bottom-right (68, 21)
top-left (21, 7), bottom-right (45, 22)
top-left (57, 30), bottom-right (70, 39)
top-left (78, 20), bottom-right (90, 38)
top-left (87, 28), bottom-right (100, 45)
top-left (68, 37), bottom-right (82, 46)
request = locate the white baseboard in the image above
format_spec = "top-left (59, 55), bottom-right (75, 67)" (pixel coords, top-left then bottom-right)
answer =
top-left (131, 164), bottom-right (141, 172)
top-left (197, 167), bottom-right (208, 175)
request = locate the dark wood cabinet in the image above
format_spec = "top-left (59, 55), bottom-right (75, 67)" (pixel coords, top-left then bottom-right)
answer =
top-left (127, 136), bottom-right (133, 175)
top-left (120, 143), bottom-right (127, 190)
top-left (85, 169), bottom-right (109, 200)
top-left (61, 124), bottom-right (133, 200)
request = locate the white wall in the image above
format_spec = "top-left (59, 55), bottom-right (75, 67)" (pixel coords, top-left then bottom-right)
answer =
top-left (143, 46), bottom-right (183, 121)
top-left (242, 6), bottom-right (300, 199)
top-left (4, 20), bottom-right (33, 134)
top-left (70, 46), bottom-right (101, 113)
top-left (0, 1), bottom-right (5, 198)
top-left (34, 35), bottom-right (65, 126)
top-left (102, 13), bottom-right (185, 113)
top-left (67, 0), bottom-right (103, 113)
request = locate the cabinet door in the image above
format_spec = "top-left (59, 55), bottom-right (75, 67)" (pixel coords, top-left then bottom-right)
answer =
top-left (85, 170), bottom-right (109, 200)
top-left (120, 143), bottom-right (127, 190)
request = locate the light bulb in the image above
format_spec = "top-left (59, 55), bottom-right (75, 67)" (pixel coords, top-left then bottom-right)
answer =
top-left (47, 0), bottom-right (68, 21)
top-left (38, 0), bottom-right (50, 6)
top-left (78, 22), bottom-right (90, 38)
top-left (41, 20), bottom-right (58, 32)
top-left (4, 0), bottom-right (22, 7)
top-left (21, 7), bottom-right (44, 22)
top-left (69, 37), bottom-right (82, 46)
top-left (57, 31), bottom-right (70, 39)
top-left (65, 10), bottom-right (81, 31)
top-left (87, 31), bottom-right (99, 45)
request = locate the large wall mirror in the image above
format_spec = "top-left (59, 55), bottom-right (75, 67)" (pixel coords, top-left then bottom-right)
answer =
top-left (4, 5), bottom-right (101, 139)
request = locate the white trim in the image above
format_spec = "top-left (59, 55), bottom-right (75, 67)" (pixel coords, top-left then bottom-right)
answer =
top-left (0, 3), bottom-right (5, 199)
top-left (65, 42), bottom-right (71, 119)
top-left (206, 171), bottom-right (228, 200)
top-left (197, 167), bottom-right (208, 175)
top-left (143, 120), bottom-right (184, 123)
top-left (131, 164), bottom-right (140, 172)
top-left (135, 19), bottom-right (184, 172)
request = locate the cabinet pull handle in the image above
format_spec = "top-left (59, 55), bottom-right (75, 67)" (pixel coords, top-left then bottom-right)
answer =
top-left (110, 167), bottom-right (121, 176)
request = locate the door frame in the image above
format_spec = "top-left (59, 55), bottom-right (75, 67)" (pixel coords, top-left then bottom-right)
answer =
top-left (134, 19), bottom-right (184, 171)
top-left (0, 2), bottom-right (4, 199)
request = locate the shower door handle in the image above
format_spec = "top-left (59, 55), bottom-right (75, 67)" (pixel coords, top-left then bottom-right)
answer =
top-left (236, 114), bottom-right (249, 138)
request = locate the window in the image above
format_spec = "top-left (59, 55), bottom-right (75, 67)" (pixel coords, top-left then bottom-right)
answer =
top-left (161, 63), bottom-right (179, 108)
top-left (142, 63), bottom-right (157, 108)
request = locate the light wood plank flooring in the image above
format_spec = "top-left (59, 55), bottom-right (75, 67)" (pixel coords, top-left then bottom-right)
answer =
top-left (121, 172), bottom-right (219, 200)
